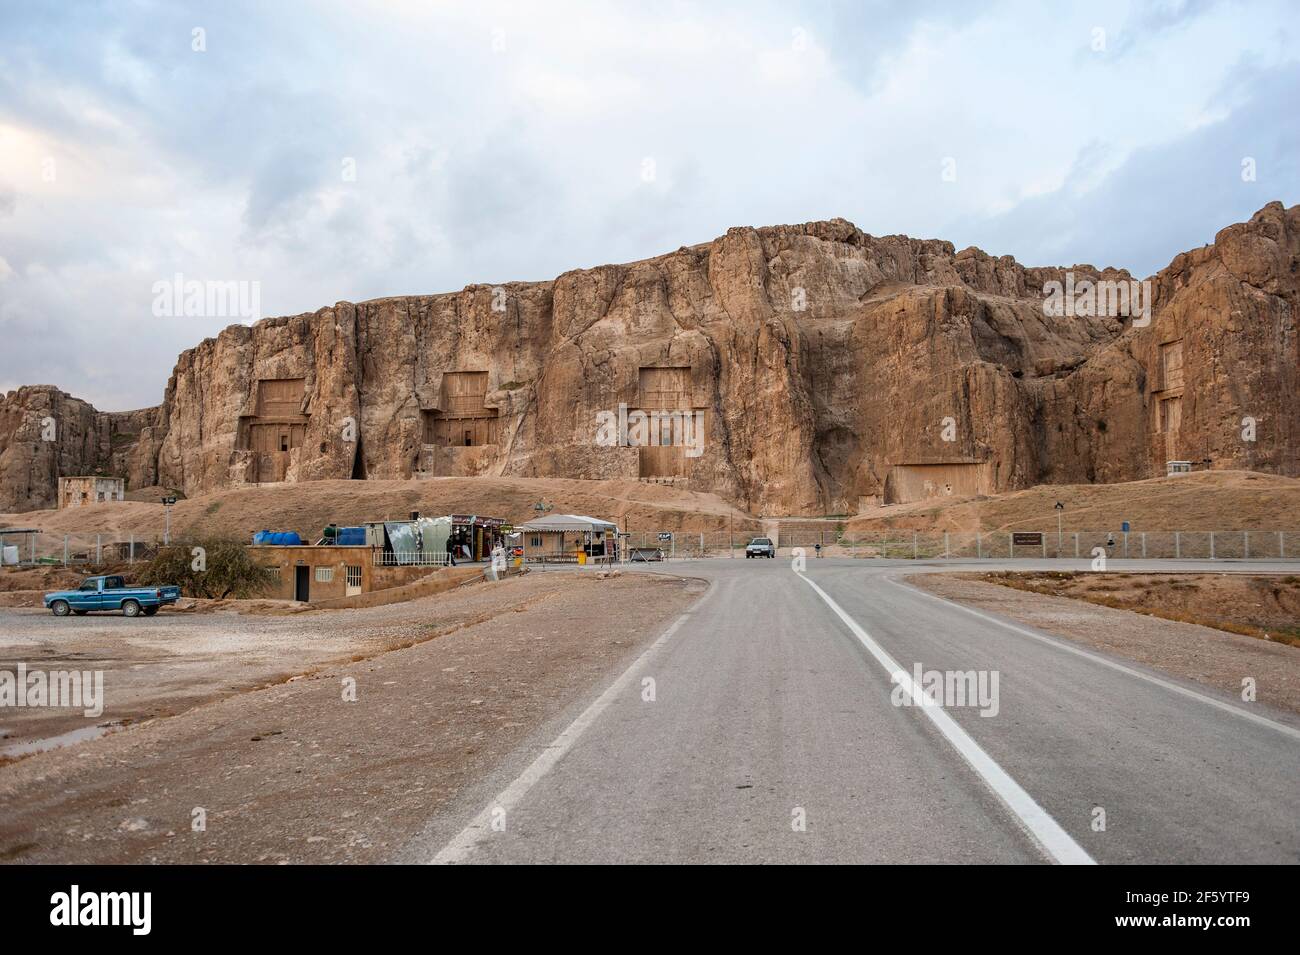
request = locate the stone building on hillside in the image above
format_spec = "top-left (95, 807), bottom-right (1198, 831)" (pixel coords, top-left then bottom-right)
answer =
top-left (58, 476), bottom-right (125, 508)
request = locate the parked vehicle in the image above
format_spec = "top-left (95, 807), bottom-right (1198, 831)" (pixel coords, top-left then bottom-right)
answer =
top-left (745, 537), bottom-right (776, 558)
top-left (44, 575), bottom-right (181, 618)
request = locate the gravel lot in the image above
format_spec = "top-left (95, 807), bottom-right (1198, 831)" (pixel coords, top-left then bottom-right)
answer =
top-left (0, 570), bottom-right (701, 862)
top-left (0, 570), bottom-right (673, 757)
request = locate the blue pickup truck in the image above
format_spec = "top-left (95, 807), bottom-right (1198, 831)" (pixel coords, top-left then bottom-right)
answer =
top-left (44, 575), bottom-right (181, 618)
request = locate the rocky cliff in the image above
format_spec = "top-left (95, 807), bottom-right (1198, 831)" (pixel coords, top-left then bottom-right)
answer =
top-left (0, 387), bottom-right (163, 511)
top-left (2, 202), bottom-right (1296, 515)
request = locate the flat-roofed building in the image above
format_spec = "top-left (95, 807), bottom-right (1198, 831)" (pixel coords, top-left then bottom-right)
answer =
top-left (58, 476), bottom-right (126, 509)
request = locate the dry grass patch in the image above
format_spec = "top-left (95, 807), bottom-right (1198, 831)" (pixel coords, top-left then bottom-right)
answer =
top-left (967, 571), bottom-right (1300, 647)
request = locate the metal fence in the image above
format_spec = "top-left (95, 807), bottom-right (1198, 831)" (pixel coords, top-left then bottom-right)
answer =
top-left (619, 529), bottom-right (1300, 560)
top-left (373, 551), bottom-right (452, 567)
top-left (0, 531), bottom-right (158, 567)
top-left (4, 528), bottom-right (1299, 569)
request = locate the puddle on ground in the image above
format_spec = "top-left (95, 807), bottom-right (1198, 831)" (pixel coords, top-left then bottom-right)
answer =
top-left (0, 723), bottom-right (115, 758)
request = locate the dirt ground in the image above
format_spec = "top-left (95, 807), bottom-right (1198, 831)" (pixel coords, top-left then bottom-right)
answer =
top-left (962, 571), bottom-right (1300, 646)
top-left (0, 569), bottom-right (702, 862)
top-left (910, 573), bottom-right (1300, 715)
top-left (0, 564), bottom-right (90, 594)
top-left (0, 570), bottom-right (662, 758)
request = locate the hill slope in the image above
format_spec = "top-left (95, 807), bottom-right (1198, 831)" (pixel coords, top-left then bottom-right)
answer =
top-left (846, 470), bottom-right (1300, 533)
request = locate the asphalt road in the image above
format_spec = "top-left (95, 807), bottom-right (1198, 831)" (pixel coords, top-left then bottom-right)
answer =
top-left (405, 558), bottom-right (1300, 864)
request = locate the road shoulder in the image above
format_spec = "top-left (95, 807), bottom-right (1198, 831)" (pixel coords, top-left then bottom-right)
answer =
top-left (907, 573), bottom-right (1300, 716)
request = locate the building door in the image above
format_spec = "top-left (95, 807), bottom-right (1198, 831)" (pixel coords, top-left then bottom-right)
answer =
top-left (294, 565), bottom-right (310, 602)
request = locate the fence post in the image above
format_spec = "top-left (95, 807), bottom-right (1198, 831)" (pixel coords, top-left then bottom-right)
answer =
top-left (1175, 531), bottom-right (1181, 559)
top-left (912, 530), bottom-right (918, 560)
top-left (1122, 531), bottom-right (1128, 559)
top-left (129, 532), bottom-right (135, 564)
top-left (1209, 531), bottom-right (1215, 560)
top-left (1042, 534), bottom-right (1046, 559)
top-left (1244, 530), bottom-right (1249, 560)
top-left (1280, 530), bottom-right (1285, 559)
top-left (1009, 534), bottom-right (1013, 559)
top-left (96, 534), bottom-right (102, 565)
top-left (1074, 532), bottom-right (1079, 558)
top-left (1141, 532), bottom-right (1146, 559)
top-left (944, 531), bottom-right (949, 560)
top-left (64, 535), bottom-right (69, 567)
top-left (976, 533), bottom-right (982, 559)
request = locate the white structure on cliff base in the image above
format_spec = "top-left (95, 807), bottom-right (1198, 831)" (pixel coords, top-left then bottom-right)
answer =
top-left (58, 476), bottom-right (125, 508)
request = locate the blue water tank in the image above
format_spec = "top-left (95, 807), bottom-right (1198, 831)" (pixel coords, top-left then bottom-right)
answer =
top-left (256, 531), bottom-right (302, 546)
top-left (336, 526), bottom-right (365, 546)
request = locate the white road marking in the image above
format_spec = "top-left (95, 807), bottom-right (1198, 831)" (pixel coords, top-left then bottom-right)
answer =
top-left (798, 572), bottom-right (1096, 865)
top-left (428, 581), bottom-right (714, 864)
top-left (887, 577), bottom-right (1300, 743)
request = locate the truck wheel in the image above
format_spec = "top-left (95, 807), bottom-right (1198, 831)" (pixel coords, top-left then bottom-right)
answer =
top-left (143, 606), bottom-right (159, 616)
top-left (51, 600), bottom-right (71, 617)
top-left (122, 600), bottom-right (142, 618)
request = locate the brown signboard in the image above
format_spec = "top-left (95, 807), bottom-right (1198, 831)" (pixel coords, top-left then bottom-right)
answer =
top-left (1012, 532), bottom-right (1043, 546)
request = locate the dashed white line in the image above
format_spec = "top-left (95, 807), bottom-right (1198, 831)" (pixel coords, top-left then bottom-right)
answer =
top-left (798, 572), bottom-right (1096, 865)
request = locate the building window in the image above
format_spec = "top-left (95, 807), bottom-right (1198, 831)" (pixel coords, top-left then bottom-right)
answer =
top-left (315, 567), bottom-right (334, 583)
top-left (345, 566), bottom-right (362, 589)
top-left (530, 535), bottom-right (542, 547)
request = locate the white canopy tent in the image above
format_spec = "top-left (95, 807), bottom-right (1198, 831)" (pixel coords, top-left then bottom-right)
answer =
top-left (517, 514), bottom-right (619, 560)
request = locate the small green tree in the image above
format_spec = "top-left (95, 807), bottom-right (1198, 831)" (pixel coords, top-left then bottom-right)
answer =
top-left (137, 537), bottom-right (279, 599)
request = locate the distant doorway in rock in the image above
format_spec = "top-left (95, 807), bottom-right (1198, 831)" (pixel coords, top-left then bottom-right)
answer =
top-left (351, 438), bottom-right (367, 479)
top-left (884, 462), bottom-right (992, 504)
top-left (238, 378), bottom-right (309, 483)
top-left (424, 372), bottom-right (499, 447)
top-left (635, 366), bottom-right (697, 479)
top-left (1159, 395), bottom-right (1182, 459)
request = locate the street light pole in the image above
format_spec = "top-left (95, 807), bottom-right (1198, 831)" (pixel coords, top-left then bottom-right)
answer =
top-left (1054, 501), bottom-right (1064, 557)
top-left (163, 496), bottom-right (177, 545)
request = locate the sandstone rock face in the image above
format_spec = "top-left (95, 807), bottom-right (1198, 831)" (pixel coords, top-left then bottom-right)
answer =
top-left (2, 203), bottom-right (1296, 515)
top-left (0, 386), bottom-right (162, 512)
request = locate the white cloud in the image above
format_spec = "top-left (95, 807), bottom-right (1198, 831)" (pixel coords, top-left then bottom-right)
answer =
top-left (0, 0), bottom-right (1296, 409)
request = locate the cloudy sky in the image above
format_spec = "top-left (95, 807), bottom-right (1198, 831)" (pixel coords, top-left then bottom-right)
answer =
top-left (1, 0), bottom-right (1296, 410)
